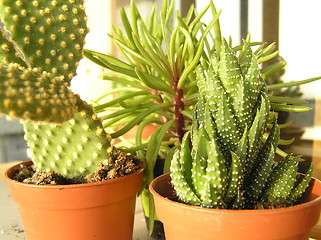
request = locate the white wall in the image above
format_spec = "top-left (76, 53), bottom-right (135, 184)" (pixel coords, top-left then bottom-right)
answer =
top-left (70, 0), bottom-right (113, 102)
top-left (196, 0), bottom-right (241, 44)
top-left (279, 0), bottom-right (321, 99)
top-left (196, 0), bottom-right (321, 99)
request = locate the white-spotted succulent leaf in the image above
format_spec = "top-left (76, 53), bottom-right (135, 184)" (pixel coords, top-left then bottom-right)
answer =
top-left (224, 151), bottom-right (243, 203)
top-left (171, 97), bottom-right (228, 208)
top-left (244, 93), bottom-right (270, 176)
top-left (289, 163), bottom-right (313, 202)
top-left (244, 118), bottom-right (280, 206)
top-left (171, 38), bottom-right (313, 209)
top-left (170, 132), bottom-right (202, 206)
top-left (263, 155), bottom-right (300, 203)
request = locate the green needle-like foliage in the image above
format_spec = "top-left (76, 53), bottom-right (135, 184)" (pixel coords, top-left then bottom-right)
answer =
top-left (85, 0), bottom-right (320, 189)
top-left (83, 2), bottom-right (321, 227)
top-left (171, 39), bottom-right (313, 209)
top-left (0, 0), bottom-right (119, 178)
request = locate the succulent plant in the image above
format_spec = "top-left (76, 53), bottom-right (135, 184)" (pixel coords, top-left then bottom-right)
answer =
top-left (0, 0), bottom-right (129, 179)
top-left (84, 0), bottom-right (320, 198)
top-left (84, 0), bottom-right (321, 231)
top-left (170, 39), bottom-right (313, 209)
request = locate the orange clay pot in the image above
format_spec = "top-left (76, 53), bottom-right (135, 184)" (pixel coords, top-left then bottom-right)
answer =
top-left (121, 124), bottom-right (157, 140)
top-left (5, 160), bottom-right (145, 240)
top-left (150, 173), bottom-right (321, 240)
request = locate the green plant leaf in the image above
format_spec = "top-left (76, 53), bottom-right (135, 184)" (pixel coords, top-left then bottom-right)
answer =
top-left (111, 103), bottom-right (172, 138)
top-left (268, 76), bottom-right (321, 90)
top-left (271, 103), bottom-right (312, 112)
top-left (135, 68), bottom-right (175, 94)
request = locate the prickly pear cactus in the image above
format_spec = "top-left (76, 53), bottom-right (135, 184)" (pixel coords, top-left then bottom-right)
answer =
top-left (0, 63), bottom-right (77, 123)
top-left (0, 0), bottom-right (88, 123)
top-left (24, 98), bottom-right (112, 178)
top-left (0, 0), bottom-right (116, 178)
top-left (171, 39), bottom-right (313, 209)
top-left (0, 25), bottom-right (26, 66)
top-left (0, 0), bottom-right (88, 81)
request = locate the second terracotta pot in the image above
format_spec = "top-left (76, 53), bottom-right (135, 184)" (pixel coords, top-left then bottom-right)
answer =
top-left (6, 161), bottom-right (145, 240)
top-left (150, 173), bottom-right (321, 240)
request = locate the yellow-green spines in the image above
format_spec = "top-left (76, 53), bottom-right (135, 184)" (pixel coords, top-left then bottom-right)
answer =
top-left (0, 63), bottom-right (77, 122)
top-left (0, 0), bottom-right (88, 82)
top-left (24, 98), bottom-right (112, 178)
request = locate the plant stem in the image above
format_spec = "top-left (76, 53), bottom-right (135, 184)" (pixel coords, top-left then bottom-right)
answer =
top-left (174, 75), bottom-right (185, 143)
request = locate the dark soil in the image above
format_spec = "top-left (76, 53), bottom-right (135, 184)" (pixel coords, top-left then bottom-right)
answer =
top-left (253, 201), bottom-right (287, 210)
top-left (13, 150), bottom-right (142, 185)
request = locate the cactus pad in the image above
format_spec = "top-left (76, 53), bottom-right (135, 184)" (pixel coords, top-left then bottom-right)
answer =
top-left (0, 0), bottom-right (88, 82)
top-left (0, 25), bottom-right (26, 66)
top-left (24, 98), bottom-right (112, 178)
top-left (0, 63), bottom-right (77, 123)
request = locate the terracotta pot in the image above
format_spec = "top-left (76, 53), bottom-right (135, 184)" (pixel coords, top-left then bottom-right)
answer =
top-left (5, 160), bottom-right (145, 240)
top-left (122, 124), bottom-right (157, 140)
top-left (150, 173), bottom-right (321, 240)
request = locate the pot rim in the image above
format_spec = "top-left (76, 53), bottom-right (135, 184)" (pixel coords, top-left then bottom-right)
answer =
top-left (5, 160), bottom-right (146, 189)
top-left (150, 173), bottom-right (321, 215)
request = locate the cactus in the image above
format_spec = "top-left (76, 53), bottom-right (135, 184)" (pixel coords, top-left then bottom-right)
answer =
top-left (0, 63), bottom-right (77, 123)
top-left (24, 98), bottom-right (112, 178)
top-left (0, 0), bottom-right (126, 179)
top-left (170, 39), bottom-right (313, 209)
top-left (0, 0), bottom-right (88, 81)
top-left (0, 0), bottom-right (88, 123)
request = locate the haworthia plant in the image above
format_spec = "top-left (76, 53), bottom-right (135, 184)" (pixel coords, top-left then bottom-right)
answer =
top-left (171, 39), bottom-right (313, 209)
top-left (0, 0), bottom-right (117, 178)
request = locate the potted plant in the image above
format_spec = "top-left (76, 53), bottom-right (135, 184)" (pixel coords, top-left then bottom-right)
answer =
top-left (0, 1), bottom-right (144, 240)
top-left (84, 0), bottom-right (321, 237)
top-left (149, 10), bottom-right (321, 240)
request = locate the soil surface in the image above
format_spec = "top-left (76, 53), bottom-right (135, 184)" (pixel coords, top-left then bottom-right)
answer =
top-left (253, 201), bottom-right (287, 210)
top-left (13, 150), bottom-right (142, 185)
